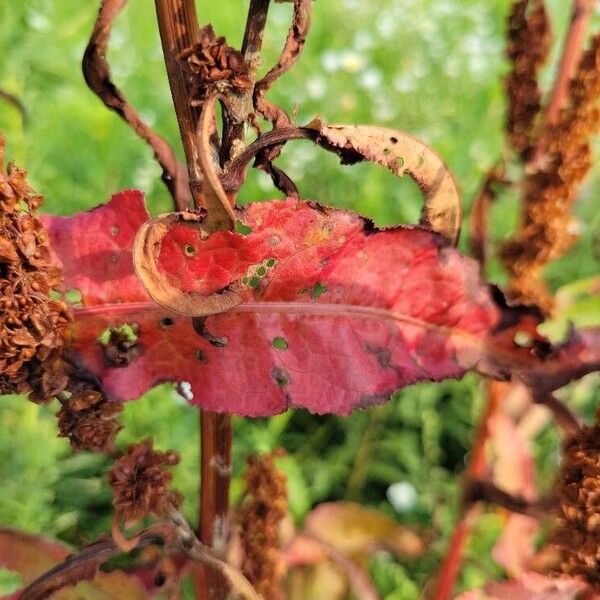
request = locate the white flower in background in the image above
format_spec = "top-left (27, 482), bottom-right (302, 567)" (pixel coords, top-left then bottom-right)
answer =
top-left (387, 481), bottom-right (418, 513)
top-left (321, 50), bottom-right (341, 72)
top-left (359, 67), bottom-right (382, 90)
top-left (340, 50), bottom-right (365, 73)
top-left (306, 75), bottom-right (327, 100)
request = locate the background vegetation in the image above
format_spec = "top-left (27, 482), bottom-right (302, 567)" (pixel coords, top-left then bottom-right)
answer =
top-left (0, 0), bottom-right (599, 597)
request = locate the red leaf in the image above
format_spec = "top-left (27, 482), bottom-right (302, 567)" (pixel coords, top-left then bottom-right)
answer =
top-left (42, 192), bottom-right (600, 416)
top-left (42, 192), bottom-right (501, 416)
top-left (0, 527), bottom-right (153, 600)
top-left (457, 572), bottom-right (595, 600)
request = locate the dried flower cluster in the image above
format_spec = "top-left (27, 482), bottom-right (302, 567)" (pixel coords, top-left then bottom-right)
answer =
top-left (0, 135), bottom-right (70, 399)
top-left (505, 0), bottom-right (551, 160)
top-left (553, 416), bottom-right (600, 588)
top-left (239, 451), bottom-right (288, 600)
top-left (109, 439), bottom-right (182, 526)
top-left (57, 388), bottom-right (122, 452)
top-left (501, 34), bottom-right (600, 312)
top-left (179, 25), bottom-right (252, 105)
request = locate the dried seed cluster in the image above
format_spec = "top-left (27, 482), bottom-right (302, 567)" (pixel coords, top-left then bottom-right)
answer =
top-left (57, 388), bottom-right (122, 452)
top-left (109, 439), bottom-right (182, 526)
top-left (501, 34), bottom-right (600, 312)
top-left (0, 135), bottom-right (70, 399)
top-left (505, 0), bottom-right (551, 160)
top-left (239, 451), bottom-right (287, 600)
top-left (553, 417), bottom-right (600, 588)
top-left (179, 25), bottom-right (252, 105)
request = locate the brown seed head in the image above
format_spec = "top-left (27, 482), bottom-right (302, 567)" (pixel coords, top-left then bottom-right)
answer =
top-left (239, 450), bottom-right (287, 600)
top-left (179, 25), bottom-right (252, 105)
top-left (0, 135), bottom-right (71, 399)
top-left (552, 414), bottom-right (600, 588)
top-left (505, 0), bottom-right (552, 160)
top-left (109, 439), bottom-right (182, 526)
top-left (57, 387), bottom-right (123, 452)
top-left (501, 34), bottom-right (600, 312)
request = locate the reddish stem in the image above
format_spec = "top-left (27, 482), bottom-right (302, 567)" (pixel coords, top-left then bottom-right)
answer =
top-left (433, 380), bottom-right (506, 600)
top-left (154, 3), bottom-right (233, 599)
top-left (532, 0), bottom-right (594, 164)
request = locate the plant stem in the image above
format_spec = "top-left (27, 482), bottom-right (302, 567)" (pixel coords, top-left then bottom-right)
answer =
top-left (199, 411), bottom-right (233, 556)
top-left (432, 380), bottom-right (505, 600)
top-left (532, 0), bottom-right (594, 165)
top-left (220, 0), bottom-right (271, 164)
top-left (154, 0), bottom-right (203, 205)
top-left (154, 3), bottom-right (233, 599)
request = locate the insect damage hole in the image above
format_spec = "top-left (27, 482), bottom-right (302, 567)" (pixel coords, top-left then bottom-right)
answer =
top-left (271, 367), bottom-right (290, 388)
top-left (272, 337), bottom-right (288, 350)
top-left (159, 316), bottom-right (175, 329)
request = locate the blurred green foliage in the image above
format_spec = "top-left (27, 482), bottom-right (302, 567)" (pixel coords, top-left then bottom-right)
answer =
top-left (0, 0), bottom-right (599, 598)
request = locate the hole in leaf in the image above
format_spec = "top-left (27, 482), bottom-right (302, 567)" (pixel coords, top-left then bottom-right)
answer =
top-left (195, 348), bottom-right (208, 363)
top-left (65, 288), bottom-right (82, 304)
top-left (184, 244), bottom-right (196, 256)
top-left (272, 337), bottom-right (289, 350)
top-left (235, 220), bottom-right (253, 235)
top-left (418, 153), bottom-right (426, 166)
top-left (271, 367), bottom-right (290, 388)
top-left (311, 282), bottom-right (327, 300)
top-left (153, 572), bottom-right (167, 588)
top-left (395, 157), bottom-right (405, 168)
top-left (0, 568), bottom-right (23, 595)
top-left (242, 276), bottom-right (249, 285)
top-left (257, 266), bottom-right (267, 277)
top-left (160, 317), bottom-right (175, 329)
top-left (98, 324), bottom-right (140, 366)
top-left (383, 147), bottom-right (390, 155)
top-left (514, 331), bottom-right (533, 347)
top-left (192, 317), bottom-right (228, 347)
top-left (266, 258), bottom-right (276, 268)
top-left (249, 276), bottom-right (260, 288)
top-left (390, 136), bottom-right (398, 144)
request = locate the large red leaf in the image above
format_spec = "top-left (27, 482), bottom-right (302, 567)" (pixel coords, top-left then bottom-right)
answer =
top-left (42, 191), bottom-right (500, 416)
top-left (42, 191), bottom-right (599, 416)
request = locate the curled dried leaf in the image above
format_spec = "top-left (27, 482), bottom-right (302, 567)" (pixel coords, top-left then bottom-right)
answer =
top-left (133, 210), bottom-right (243, 316)
top-left (307, 120), bottom-right (462, 245)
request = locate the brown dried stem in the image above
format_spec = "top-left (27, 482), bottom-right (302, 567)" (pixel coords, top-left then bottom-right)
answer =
top-left (153, 4), bottom-right (234, 600)
top-left (219, 0), bottom-right (272, 164)
top-left (19, 528), bottom-right (168, 600)
top-left (533, 0), bottom-right (595, 164)
top-left (20, 509), bottom-right (259, 600)
top-left (0, 87), bottom-right (27, 124)
top-left (463, 479), bottom-right (557, 518)
top-left (154, 0), bottom-right (204, 208)
top-left (254, 0), bottom-right (312, 126)
top-left (84, 0), bottom-right (189, 210)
